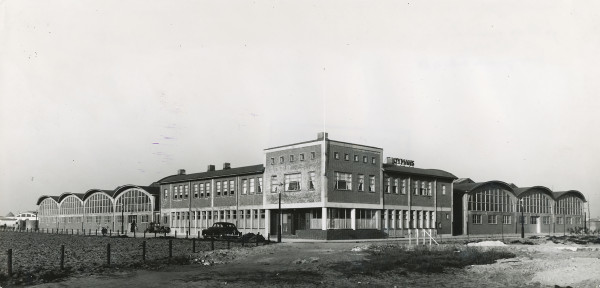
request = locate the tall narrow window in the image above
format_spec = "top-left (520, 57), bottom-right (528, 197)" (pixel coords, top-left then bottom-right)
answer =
top-left (442, 185), bottom-right (446, 195)
top-left (279, 156), bottom-right (284, 164)
top-left (369, 175), bottom-right (375, 192)
top-left (242, 179), bottom-right (248, 194)
top-left (285, 173), bottom-right (301, 191)
top-left (308, 172), bottom-right (316, 190)
top-left (311, 152), bottom-right (316, 159)
top-left (401, 179), bottom-right (406, 194)
top-left (344, 153), bottom-right (349, 161)
top-left (271, 157), bottom-right (275, 165)
top-left (250, 178), bottom-right (255, 194)
top-left (206, 182), bottom-right (211, 197)
top-left (229, 180), bottom-right (235, 195)
top-left (358, 174), bottom-right (364, 191)
top-left (164, 189), bottom-right (169, 199)
top-left (270, 175), bottom-right (278, 193)
top-left (257, 178), bottom-right (263, 193)
top-left (363, 156), bottom-right (368, 163)
top-left (193, 184), bottom-right (198, 198)
top-left (393, 179), bottom-right (399, 194)
top-left (335, 172), bottom-right (352, 190)
top-left (334, 152), bottom-right (339, 159)
top-left (354, 155), bottom-right (359, 162)
top-left (173, 186), bottom-right (178, 199)
top-left (300, 153), bottom-right (305, 161)
top-left (384, 177), bottom-right (390, 193)
top-left (222, 181), bottom-right (228, 196)
top-left (290, 155), bottom-right (294, 162)
top-left (216, 182), bottom-right (221, 196)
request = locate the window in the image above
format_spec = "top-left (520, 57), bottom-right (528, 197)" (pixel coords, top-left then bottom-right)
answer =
top-left (393, 179), bottom-right (399, 194)
top-left (530, 216), bottom-right (538, 224)
top-left (354, 155), bottom-right (359, 162)
top-left (401, 179), bottom-right (406, 194)
top-left (206, 183), bottom-right (211, 197)
top-left (290, 155), bottom-right (294, 162)
top-left (503, 215), bottom-right (511, 224)
top-left (279, 156), bottom-right (284, 164)
top-left (334, 152), bottom-right (339, 159)
top-left (257, 178), bottom-right (263, 193)
top-left (250, 178), bottom-right (255, 194)
top-left (271, 157), bottom-right (275, 165)
top-left (308, 172), bottom-right (316, 190)
top-left (557, 217), bottom-right (563, 224)
top-left (193, 184), bottom-right (198, 198)
top-left (184, 185), bottom-right (189, 199)
top-left (300, 153), bottom-right (305, 161)
top-left (311, 152), bottom-right (316, 159)
top-left (446, 214), bottom-right (450, 220)
top-left (369, 175), bottom-right (375, 192)
top-left (285, 173), bottom-right (301, 191)
top-left (420, 181), bottom-right (426, 195)
top-left (222, 181), bottom-right (228, 196)
top-left (472, 214), bottom-right (482, 224)
top-left (164, 189), bottom-right (168, 199)
top-left (344, 153), bottom-right (349, 161)
top-left (173, 186), bottom-right (178, 199)
top-left (358, 174), bottom-right (364, 191)
top-left (363, 156), bottom-right (368, 163)
top-left (242, 179), bottom-right (248, 194)
top-left (229, 180), bottom-right (235, 195)
top-left (442, 185), bottom-right (446, 195)
top-left (270, 175), bottom-right (278, 193)
top-left (413, 180), bottom-right (419, 195)
top-left (488, 215), bottom-right (497, 224)
top-left (543, 216), bottom-right (551, 224)
top-left (384, 177), bottom-right (390, 193)
top-left (179, 185), bottom-right (183, 198)
top-left (371, 157), bottom-right (376, 164)
top-left (216, 182), bottom-right (221, 196)
top-left (335, 172), bottom-right (352, 190)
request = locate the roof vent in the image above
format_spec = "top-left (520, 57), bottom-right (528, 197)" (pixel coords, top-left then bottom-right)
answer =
top-left (207, 165), bottom-right (215, 172)
top-left (317, 132), bottom-right (328, 140)
top-left (177, 169), bottom-right (186, 175)
top-left (223, 162), bottom-right (231, 170)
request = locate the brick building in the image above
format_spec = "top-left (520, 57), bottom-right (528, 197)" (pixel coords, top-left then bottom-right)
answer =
top-left (36, 132), bottom-right (588, 239)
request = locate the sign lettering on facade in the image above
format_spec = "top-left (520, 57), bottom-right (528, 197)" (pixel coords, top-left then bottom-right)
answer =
top-left (391, 157), bottom-right (415, 167)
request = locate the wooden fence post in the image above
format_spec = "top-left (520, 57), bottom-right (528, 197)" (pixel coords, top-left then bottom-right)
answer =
top-left (142, 241), bottom-right (146, 262)
top-left (192, 239), bottom-right (196, 253)
top-left (169, 240), bottom-right (173, 258)
top-left (60, 245), bottom-right (65, 270)
top-left (106, 243), bottom-right (111, 266)
top-left (7, 249), bottom-right (12, 277)
top-left (211, 238), bottom-right (214, 251)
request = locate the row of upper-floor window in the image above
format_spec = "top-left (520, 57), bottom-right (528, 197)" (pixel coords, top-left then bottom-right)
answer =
top-left (383, 177), bottom-right (447, 196)
top-left (333, 152), bottom-right (377, 164)
top-left (270, 151), bottom-right (317, 165)
top-left (164, 177), bottom-right (264, 200)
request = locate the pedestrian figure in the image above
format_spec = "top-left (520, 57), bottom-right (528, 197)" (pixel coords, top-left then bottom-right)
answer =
top-left (130, 220), bottom-right (136, 233)
top-left (101, 226), bottom-right (107, 236)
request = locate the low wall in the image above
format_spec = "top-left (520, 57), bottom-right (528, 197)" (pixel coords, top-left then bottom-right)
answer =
top-left (295, 229), bottom-right (386, 240)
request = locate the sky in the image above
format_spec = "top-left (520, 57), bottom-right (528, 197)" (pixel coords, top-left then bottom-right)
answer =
top-left (1, 1), bottom-right (599, 218)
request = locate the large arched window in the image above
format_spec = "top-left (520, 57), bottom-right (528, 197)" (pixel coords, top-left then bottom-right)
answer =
top-left (115, 189), bottom-right (153, 213)
top-left (556, 196), bottom-right (584, 215)
top-left (59, 195), bottom-right (83, 215)
top-left (39, 198), bottom-right (59, 223)
top-left (468, 188), bottom-right (514, 212)
top-left (520, 192), bottom-right (553, 213)
top-left (84, 193), bottom-right (114, 214)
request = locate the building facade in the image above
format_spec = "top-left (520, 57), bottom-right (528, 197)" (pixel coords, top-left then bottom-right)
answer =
top-left (36, 132), bottom-right (588, 239)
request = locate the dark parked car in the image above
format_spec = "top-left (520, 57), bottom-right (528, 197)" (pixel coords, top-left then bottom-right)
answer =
top-left (202, 222), bottom-right (242, 239)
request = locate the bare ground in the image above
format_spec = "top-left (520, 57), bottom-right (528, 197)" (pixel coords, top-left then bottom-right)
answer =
top-left (24, 239), bottom-right (600, 288)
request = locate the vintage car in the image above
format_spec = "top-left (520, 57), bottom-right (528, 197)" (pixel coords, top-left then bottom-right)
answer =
top-left (202, 222), bottom-right (242, 239)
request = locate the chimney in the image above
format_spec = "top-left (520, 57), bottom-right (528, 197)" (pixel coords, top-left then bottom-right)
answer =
top-left (386, 157), bottom-right (394, 164)
top-left (177, 169), bottom-right (186, 175)
top-left (317, 132), bottom-right (328, 140)
top-left (223, 162), bottom-right (231, 170)
top-left (207, 165), bottom-right (215, 172)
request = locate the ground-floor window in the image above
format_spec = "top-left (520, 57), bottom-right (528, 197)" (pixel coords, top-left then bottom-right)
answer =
top-left (328, 208), bottom-right (352, 229)
top-left (356, 209), bottom-right (377, 229)
top-left (557, 217), bottom-right (563, 224)
top-left (487, 215), bottom-right (497, 224)
top-left (542, 216), bottom-right (550, 225)
top-left (472, 214), bottom-right (482, 224)
top-left (502, 215), bottom-right (511, 224)
top-left (530, 216), bottom-right (538, 224)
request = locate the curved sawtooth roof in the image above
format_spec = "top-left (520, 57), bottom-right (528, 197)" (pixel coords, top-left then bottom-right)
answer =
top-left (453, 180), bottom-right (516, 196)
top-left (36, 195), bottom-right (60, 205)
top-left (513, 186), bottom-right (554, 198)
top-left (553, 190), bottom-right (586, 202)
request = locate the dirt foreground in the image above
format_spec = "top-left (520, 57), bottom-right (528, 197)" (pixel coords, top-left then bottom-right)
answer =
top-left (25, 238), bottom-right (600, 288)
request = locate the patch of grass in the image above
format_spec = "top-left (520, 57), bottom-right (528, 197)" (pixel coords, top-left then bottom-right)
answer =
top-left (330, 245), bottom-right (516, 276)
top-left (510, 240), bottom-right (535, 245)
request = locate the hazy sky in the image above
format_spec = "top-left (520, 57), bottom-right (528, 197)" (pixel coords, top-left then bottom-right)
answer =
top-left (1, 1), bottom-right (599, 218)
